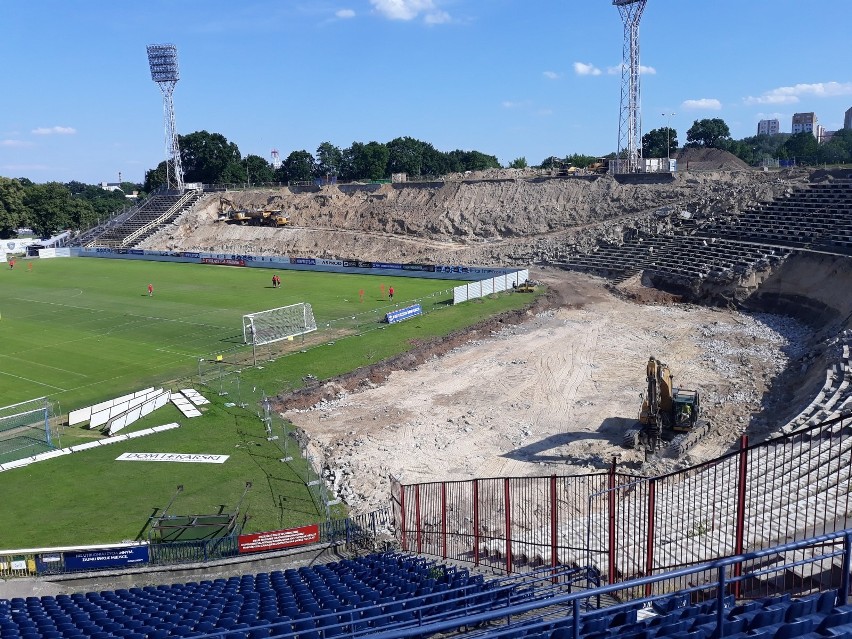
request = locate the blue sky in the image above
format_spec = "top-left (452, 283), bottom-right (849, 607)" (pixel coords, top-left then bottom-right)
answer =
top-left (2, 0), bottom-right (850, 185)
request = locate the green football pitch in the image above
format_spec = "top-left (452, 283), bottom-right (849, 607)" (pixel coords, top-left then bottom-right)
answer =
top-left (0, 257), bottom-right (479, 409)
top-left (0, 256), bottom-right (534, 547)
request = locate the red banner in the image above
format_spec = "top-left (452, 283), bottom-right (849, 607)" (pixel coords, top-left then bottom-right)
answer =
top-left (201, 258), bottom-right (246, 267)
top-left (238, 524), bottom-right (320, 553)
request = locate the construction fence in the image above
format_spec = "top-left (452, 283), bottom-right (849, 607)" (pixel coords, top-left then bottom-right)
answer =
top-left (393, 413), bottom-right (852, 599)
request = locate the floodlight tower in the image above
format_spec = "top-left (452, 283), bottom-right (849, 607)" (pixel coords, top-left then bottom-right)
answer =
top-left (614, 0), bottom-right (647, 174)
top-left (147, 44), bottom-right (185, 191)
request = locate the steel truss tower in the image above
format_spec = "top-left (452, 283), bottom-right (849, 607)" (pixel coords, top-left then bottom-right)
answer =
top-left (147, 44), bottom-right (185, 191)
top-left (614, 0), bottom-right (647, 174)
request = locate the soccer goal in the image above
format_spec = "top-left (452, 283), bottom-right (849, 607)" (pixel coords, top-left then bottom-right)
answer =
top-left (0, 397), bottom-right (60, 464)
top-left (242, 302), bottom-right (317, 346)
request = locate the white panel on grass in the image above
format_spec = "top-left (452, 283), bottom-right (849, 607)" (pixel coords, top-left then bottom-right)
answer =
top-left (171, 396), bottom-right (201, 418)
top-left (108, 401), bottom-right (129, 419)
top-left (3, 459), bottom-right (32, 469)
top-left (152, 423), bottom-right (180, 432)
top-left (90, 408), bottom-right (110, 429)
top-left (125, 405), bottom-right (142, 424)
top-left (154, 393), bottom-right (170, 409)
top-left (70, 441), bottom-right (102, 452)
top-left (132, 387), bottom-right (155, 398)
top-left (139, 399), bottom-right (156, 417)
top-left (125, 428), bottom-right (154, 439)
top-left (106, 434), bottom-right (128, 443)
top-left (68, 407), bottom-right (92, 426)
top-left (31, 450), bottom-right (70, 462)
top-left (181, 389), bottom-right (209, 406)
top-left (107, 414), bottom-right (128, 436)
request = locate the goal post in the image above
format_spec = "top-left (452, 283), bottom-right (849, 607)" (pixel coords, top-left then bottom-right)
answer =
top-left (0, 397), bottom-right (59, 463)
top-left (242, 302), bottom-right (317, 346)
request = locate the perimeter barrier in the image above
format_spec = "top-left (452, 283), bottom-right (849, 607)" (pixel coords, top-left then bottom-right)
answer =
top-left (1, 508), bottom-right (390, 578)
top-left (394, 413), bottom-right (852, 599)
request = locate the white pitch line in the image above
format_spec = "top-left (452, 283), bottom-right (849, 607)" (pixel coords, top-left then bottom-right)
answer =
top-left (154, 347), bottom-right (202, 359)
top-left (12, 297), bottom-right (231, 329)
top-left (0, 353), bottom-right (89, 378)
top-left (0, 369), bottom-right (68, 391)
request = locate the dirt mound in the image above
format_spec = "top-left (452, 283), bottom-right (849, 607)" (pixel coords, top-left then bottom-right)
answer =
top-left (675, 147), bottom-right (750, 171)
top-left (142, 169), bottom-right (803, 266)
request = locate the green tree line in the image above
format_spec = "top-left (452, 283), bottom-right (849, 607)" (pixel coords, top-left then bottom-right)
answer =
top-left (0, 178), bottom-right (142, 239)
top-left (144, 132), bottom-right (502, 191)
top-left (544, 118), bottom-right (852, 169)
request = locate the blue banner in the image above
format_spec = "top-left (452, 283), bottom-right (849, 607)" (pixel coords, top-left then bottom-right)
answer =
top-left (385, 304), bottom-right (423, 324)
top-left (63, 545), bottom-right (149, 571)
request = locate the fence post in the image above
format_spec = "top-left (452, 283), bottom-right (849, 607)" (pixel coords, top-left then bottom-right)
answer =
top-left (551, 474), bottom-right (558, 581)
top-left (504, 478), bottom-right (512, 574)
top-left (645, 478), bottom-right (656, 597)
top-left (734, 435), bottom-right (748, 598)
top-left (608, 459), bottom-right (617, 585)
top-left (840, 532), bottom-right (852, 606)
top-left (473, 479), bottom-right (480, 567)
top-left (415, 484), bottom-right (422, 554)
top-left (400, 485), bottom-right (407, 552)
top-left (441, 482), bottom-right (448, 560)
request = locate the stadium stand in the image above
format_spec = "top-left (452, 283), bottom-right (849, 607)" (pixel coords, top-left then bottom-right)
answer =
top-left (557, 178), bottom-right (852, 285)
top-left (1, 539), bottom-right (851, 639)
top-left (81, 189), bottom-right (203, 249)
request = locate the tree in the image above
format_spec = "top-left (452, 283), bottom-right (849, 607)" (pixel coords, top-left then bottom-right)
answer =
top-left (686, 118), bottom-right (731, 148)
top-left (0, 177), bottom-right (26, 238)
top-left (23, 182), bottom-right (74, 237)
top-left (244, 154), bottom-right (275, 185)
top-left (818, 129), bottom-right (852, 165)
top-left (315, 142), bottom-right (344, 178)
top-left (642, 127), bottom-right (678, 158)
top-left (781, 132), bottom-right (819, 164)
top-left (421, 145), bottom-right (453, 175)
top-left (144, 161), bottom-right (168, 192)
top-left (283, 150), bottom-right (316, 182)
top-left (447, 149), bottom-right (500, 172)
top-left (178, 130), bottom-right (242, 184)
top-left (508, 157), bottom-right (528, 169)
top-left (347, 142), bottom-right (389, 180)
top-left (387, 136), bottom-right (425, 177)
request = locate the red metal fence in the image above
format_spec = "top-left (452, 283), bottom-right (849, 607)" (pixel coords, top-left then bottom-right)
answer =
top-left (392, 414), bottom-right (852, 595)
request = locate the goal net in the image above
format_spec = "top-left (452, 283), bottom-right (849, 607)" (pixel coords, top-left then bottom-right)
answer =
top-left (0, 397), bottom-right (59, 464)
top-left (242, 302), bottom-right (317, 346)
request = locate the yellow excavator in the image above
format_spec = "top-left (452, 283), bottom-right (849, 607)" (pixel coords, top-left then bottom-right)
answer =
top-left (623, 356), bottom-right (709, 456)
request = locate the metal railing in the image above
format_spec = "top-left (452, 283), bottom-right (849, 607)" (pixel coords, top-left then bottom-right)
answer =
top-left (394, 413), bottom-right (852, 589)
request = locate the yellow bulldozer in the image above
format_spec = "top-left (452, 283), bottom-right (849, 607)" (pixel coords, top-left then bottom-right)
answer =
top-left (623, 356), bottom-right (710, 457)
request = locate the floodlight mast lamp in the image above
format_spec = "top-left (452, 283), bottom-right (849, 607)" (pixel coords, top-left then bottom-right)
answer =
top-left (147, 44), bottom-right (185, 191)
top-left (614, 0), bottom-right (647, 174)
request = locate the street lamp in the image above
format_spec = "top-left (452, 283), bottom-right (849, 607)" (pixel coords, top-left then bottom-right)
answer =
top-left (662, 113), bottom-right (675, 163)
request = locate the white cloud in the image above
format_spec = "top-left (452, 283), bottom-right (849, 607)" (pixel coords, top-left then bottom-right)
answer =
top-left (335, 8), bottom-right (355, 18)
top-left (32, 126), bottom-right (76, 135)
top-left (682, 98), bottom-right (722, 111)
top-left (424, 10), bottom-right (450, 24)
top-left (573, 62), bottom-right (601, 76)
top-left (744, 81), bottom-right (852, 106)
top-left (606, 63), bottom-right (656, 75)
top-left (1, 139), bottom-right (32, 147)
top-left (501, 100), bottom-right (531, 109)
top-left (543, 71), bottom-right (560, 80)
top-left (370, 0), bottom-right (450, 23)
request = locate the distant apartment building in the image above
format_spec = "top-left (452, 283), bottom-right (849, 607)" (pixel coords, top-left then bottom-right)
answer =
top-left (757, 119), bottom-right (780, 136)
top-left (845, 107), bottom-right (852, 130)
top-left (792, 112), bottom-right (818, 137)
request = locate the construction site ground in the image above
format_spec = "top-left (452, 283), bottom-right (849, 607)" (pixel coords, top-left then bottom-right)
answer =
top-left (141, 162), bottom-right (843, 518)
top-left (281, 268), bottom-right (811, 515)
